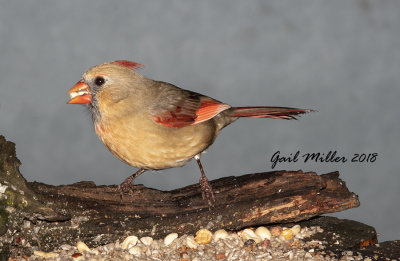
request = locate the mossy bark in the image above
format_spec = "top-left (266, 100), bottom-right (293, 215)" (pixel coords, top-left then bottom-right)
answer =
top-left (0, 135), bottom-right (68, 259)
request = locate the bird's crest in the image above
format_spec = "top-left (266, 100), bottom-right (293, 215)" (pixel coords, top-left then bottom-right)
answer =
top-left (111, 60), bottom-right (145, 71)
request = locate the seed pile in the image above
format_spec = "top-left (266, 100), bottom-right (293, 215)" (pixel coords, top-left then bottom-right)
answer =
top-left (27, 225), bottom-right (363, 260)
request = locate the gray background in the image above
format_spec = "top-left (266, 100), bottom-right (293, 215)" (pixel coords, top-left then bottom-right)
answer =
top-left (1, 1), bottom-right (399, 241)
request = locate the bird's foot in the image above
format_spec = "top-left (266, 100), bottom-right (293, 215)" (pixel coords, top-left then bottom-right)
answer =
top-left (200, 175), bottom-right (215, 207)
top-left (116, 176), bottom-right (136, 199)
top-left (115, 169), bottom-right (146, 200)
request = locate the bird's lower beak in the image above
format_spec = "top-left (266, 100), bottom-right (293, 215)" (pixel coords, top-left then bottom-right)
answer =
top-left (67, 81), bottom-right (92, 104)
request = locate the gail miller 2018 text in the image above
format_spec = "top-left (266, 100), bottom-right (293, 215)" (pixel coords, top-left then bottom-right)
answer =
top-left (270, 150), bottom-right (378, 169)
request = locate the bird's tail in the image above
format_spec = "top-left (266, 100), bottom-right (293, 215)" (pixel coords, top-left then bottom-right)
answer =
top-left (230, 106), bottom-right (314, 120)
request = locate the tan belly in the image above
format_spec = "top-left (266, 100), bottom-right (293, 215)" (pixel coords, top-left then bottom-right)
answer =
top-left (95, 116), bottom-right (216, 170)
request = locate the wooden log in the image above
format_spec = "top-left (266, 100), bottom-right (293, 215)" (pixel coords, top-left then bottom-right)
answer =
top-left (24, 170), bottom-right (359, 250)
top-left (0, 134), bottom-right (359, 252)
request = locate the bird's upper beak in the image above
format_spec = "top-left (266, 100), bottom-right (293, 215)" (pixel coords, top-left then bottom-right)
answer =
top-left (67, 81), bottom-right (92, 104)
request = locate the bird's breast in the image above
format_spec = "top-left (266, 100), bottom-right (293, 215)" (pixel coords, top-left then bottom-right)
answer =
top-left (94, 115), bottom-right (217, 170)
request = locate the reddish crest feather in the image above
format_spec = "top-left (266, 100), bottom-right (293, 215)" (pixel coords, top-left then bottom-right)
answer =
top-left (112, 60), bottom-right (145, 71)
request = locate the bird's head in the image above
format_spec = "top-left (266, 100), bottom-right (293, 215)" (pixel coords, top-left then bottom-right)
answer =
top-left (67, 60), bottom-right (145, 105)
top-left (67, 60), bottom-right (146, 121)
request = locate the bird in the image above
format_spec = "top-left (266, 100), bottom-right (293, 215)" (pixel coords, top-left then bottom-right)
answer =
top-left (67, 60), bottom-right (313, 206)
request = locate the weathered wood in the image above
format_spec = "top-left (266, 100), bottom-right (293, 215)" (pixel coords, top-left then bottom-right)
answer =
top-left (0, 134), bottom-right (359, 253)
top-left (25, 170), bottom-right (360, 242)
top-left (300, 216), bottom-right (378, 255)
top-left (29, 170), bottom-right (359, 221)
top-left (293, 216), bottom-right (400, 260)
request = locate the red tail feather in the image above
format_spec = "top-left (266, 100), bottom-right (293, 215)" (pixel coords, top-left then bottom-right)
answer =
top-left (231, 106), bottom-right (314, 120)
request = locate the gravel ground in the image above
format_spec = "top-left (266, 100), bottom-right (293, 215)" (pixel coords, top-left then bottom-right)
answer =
top-left (20, 225), bottom-right (372, 261)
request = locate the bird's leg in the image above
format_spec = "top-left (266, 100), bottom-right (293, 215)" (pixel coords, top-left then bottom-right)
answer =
top-left (117, 168), bottom-right (146, 197)
top-left (195, 155), bottom-right (215, 207)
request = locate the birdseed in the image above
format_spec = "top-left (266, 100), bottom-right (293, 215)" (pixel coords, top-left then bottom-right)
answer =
top-left (23, 225), bottom-right (368, 260)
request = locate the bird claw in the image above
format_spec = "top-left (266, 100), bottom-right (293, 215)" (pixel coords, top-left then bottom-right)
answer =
top-left (118, 182), bottom-right (134, 194)
top-left (116, 181), bottom-right (135, 200)
top-left (115, 169), bottom-right (146, 200)
top-left (115, 175), bottom-right (137, 199)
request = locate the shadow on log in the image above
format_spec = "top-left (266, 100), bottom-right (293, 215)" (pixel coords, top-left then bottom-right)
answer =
top-left (0, 135), bottom-right (359, 253)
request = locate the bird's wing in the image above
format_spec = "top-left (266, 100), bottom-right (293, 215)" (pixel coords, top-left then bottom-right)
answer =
top-left (150, 82), bottom-right (231, 128)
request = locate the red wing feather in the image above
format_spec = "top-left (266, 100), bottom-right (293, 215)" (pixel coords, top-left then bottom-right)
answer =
top-left (192, 99), bottom-right (231, 125)
top-left (152, 106), bottom-right (196, 128)
top-left (152, 97), bottom-right (230, 128)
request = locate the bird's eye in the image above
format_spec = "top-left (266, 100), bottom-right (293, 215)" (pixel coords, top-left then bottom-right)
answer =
top-left (94, 76), bottom-right (105, 86)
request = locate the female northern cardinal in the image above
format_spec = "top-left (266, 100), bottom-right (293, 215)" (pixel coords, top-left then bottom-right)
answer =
top-left (67, 60), bottom-right (312, 206)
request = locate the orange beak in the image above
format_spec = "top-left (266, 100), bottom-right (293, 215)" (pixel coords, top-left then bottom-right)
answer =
top-left (67, 81), bottom-right (92, 104)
